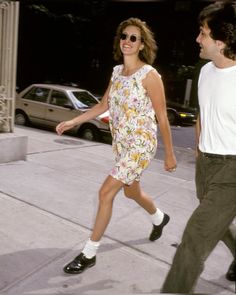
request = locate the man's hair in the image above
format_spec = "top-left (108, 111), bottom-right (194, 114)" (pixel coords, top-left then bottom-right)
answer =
top-left (199, 1), bottom-right (236, 60)
top-left (113, 17), bottom-right (157, 65)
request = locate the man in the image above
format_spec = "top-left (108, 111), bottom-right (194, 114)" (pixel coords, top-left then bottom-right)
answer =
top-left (161, 1), bottom-right (236, 293)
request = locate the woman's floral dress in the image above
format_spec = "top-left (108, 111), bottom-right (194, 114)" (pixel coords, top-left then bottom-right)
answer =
top-left (108, 64), bottom-right (158, 185)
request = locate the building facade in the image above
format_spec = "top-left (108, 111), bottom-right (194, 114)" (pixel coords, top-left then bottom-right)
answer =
top-left (0, 0), bottom-right (19, 133)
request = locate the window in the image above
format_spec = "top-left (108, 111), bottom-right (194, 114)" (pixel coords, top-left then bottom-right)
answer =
top-left (72, 91), bottom-right (98, 108)
top-left (23, 87), bottom-right (49, 103)
top-left (50, 90), bottom-right (71, 107)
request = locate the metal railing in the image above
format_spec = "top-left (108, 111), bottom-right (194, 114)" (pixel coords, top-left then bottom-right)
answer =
top-left (0, 0), bottom-right (19, 132)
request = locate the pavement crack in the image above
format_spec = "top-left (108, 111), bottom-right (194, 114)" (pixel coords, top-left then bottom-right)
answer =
top-left (27, 143), bottom-right (103, 156)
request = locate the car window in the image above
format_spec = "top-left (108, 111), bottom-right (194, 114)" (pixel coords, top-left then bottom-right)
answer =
top-left (49, 90), bottom-right (72, 107)
top-left (72, 91), bottom-right (98, 108)
top-left (22, 87), bottom-right (49, 103)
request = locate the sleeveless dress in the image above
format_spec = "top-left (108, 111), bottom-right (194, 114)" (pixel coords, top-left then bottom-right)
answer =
top-left (108, 64), bottom-right (158, 185)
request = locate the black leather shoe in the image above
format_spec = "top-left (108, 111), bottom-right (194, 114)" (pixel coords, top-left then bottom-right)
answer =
top-left (63, 253), bottom-right (96, 274)
top-left (226, 259), bottom-right (236, 281)
top-left (149, 213), bottom-right (170, 241)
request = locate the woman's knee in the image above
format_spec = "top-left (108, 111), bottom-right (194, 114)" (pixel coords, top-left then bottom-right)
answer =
top-left (98, 183), bottom-right (119, 205)
top-left (98, 186), bottom-right (110, 203)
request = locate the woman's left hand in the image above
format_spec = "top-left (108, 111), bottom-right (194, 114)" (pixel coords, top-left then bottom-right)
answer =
top-left (164, 154), bottom-right (177, 173)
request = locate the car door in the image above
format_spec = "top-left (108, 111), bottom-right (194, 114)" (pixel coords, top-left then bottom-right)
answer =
top-left (20, 86), bottom-right (50, 124)
top-left (45, 90), bottom-right (81, 127)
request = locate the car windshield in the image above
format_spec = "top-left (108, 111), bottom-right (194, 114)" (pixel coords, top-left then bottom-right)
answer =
top-left (72, 91), bottom-right (99, 108)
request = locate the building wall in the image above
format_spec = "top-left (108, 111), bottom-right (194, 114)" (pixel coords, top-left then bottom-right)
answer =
top-left (0, 0), bottom-right (19, 133)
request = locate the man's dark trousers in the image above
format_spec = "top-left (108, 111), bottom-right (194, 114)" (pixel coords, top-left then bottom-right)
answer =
top-left (162, 152), bottom-right (236, 293)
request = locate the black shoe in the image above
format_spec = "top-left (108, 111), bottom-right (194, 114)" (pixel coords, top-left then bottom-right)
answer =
top-left (149, 213), bottom-right (170, 241)
top-left (226, 259), bottom-right (236, 281)
top-left (63, 253), bottom-right (96, 274)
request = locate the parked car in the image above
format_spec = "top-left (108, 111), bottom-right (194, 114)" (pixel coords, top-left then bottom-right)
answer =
top-left (15, 84), bottom-right (110, 141)
top-left (166, 101), bottom-right (198, 125)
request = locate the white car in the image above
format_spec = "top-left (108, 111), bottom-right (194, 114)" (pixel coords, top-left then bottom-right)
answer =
top-left (15, 84), bottom-right (110, 141)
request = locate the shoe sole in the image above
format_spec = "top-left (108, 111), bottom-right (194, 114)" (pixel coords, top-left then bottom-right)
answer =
top-left (63, 262), bottom-right (96, 275)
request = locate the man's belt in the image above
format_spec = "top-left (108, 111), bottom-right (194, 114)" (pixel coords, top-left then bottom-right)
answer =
top-left (201, 152), bottom-right (236, 160)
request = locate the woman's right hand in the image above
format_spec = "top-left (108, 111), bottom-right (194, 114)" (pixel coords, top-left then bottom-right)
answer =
top-left (56, 120), bottom-right (75, 135)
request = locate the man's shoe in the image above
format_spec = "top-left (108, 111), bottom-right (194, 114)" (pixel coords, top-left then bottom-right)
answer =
top-left (149, 213), bottom-right (170, 241)
top-left (63, 253), bottom-right (96, 274)
top-left (226, 259), bottom-right (236, 281)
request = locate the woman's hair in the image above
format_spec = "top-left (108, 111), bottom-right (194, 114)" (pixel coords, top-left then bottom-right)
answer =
top-left (198, 1), bottom-right (236, 60)
top-left (113, 17), bottom-right (158, 65)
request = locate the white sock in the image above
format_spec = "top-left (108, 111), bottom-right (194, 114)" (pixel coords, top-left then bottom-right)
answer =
top-left (82, 238), bottom-right (100, 258)
top-left (150, 208), bottom-right (164, 226)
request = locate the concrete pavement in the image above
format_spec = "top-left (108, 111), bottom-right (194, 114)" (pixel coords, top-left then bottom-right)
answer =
top-left (0, 125), bottom-right (235, 295)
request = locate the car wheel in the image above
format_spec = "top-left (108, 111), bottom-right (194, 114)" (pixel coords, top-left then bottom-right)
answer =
top-left (79, 125), bottom-right (100, 141)
top-left (167, 110), bottom-right (177, 125)
top-left (15, 111), bottom-right (29, 126)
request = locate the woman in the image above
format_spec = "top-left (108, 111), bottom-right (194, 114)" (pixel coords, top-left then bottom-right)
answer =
top-left (56, 17), bottom-right (177, 275)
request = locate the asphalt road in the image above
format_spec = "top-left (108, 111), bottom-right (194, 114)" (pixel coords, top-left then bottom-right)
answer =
top-left (169, 125), bottom-right (195, 149)
top-left (156, 124), bottom-right (196, 168)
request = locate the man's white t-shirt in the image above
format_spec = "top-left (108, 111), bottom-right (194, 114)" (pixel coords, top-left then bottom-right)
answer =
top-left (198, 61), bottom-right (236, 155)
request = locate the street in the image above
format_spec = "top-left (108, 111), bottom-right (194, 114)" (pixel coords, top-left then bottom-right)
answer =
top-left (167, 125), bottom-right (195, 150)
top-left (156, 124), bottom-right (196, 168)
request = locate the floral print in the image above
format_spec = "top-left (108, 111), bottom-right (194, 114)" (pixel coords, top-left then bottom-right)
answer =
top-left (108, 64), bottom-right (158, 185)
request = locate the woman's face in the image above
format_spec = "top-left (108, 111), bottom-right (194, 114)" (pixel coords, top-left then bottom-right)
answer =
top-left (119, 25), bottom-right (144, 57)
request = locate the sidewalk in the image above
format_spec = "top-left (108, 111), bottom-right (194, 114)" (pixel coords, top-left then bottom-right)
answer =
top-left (0, 126), bottom-right (235, 295)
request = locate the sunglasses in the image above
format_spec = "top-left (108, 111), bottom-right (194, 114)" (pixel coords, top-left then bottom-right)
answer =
top-left (120, 33), bottom-right (142, 43)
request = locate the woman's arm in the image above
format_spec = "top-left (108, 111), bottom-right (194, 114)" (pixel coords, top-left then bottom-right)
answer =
top-left (144, 70), bottom-right (177, 171)
top-left (56, 82), bottom-right (111, 135)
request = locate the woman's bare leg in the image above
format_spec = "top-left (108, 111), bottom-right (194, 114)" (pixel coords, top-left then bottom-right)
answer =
top-left (63, 175), bottom-right (123, 274)
top-left (124, 180), bottom-right (169, 241)
top-left (123, 180), bottom-right (157, 214)
top-left (90, 175), bottom-right (124, 241)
